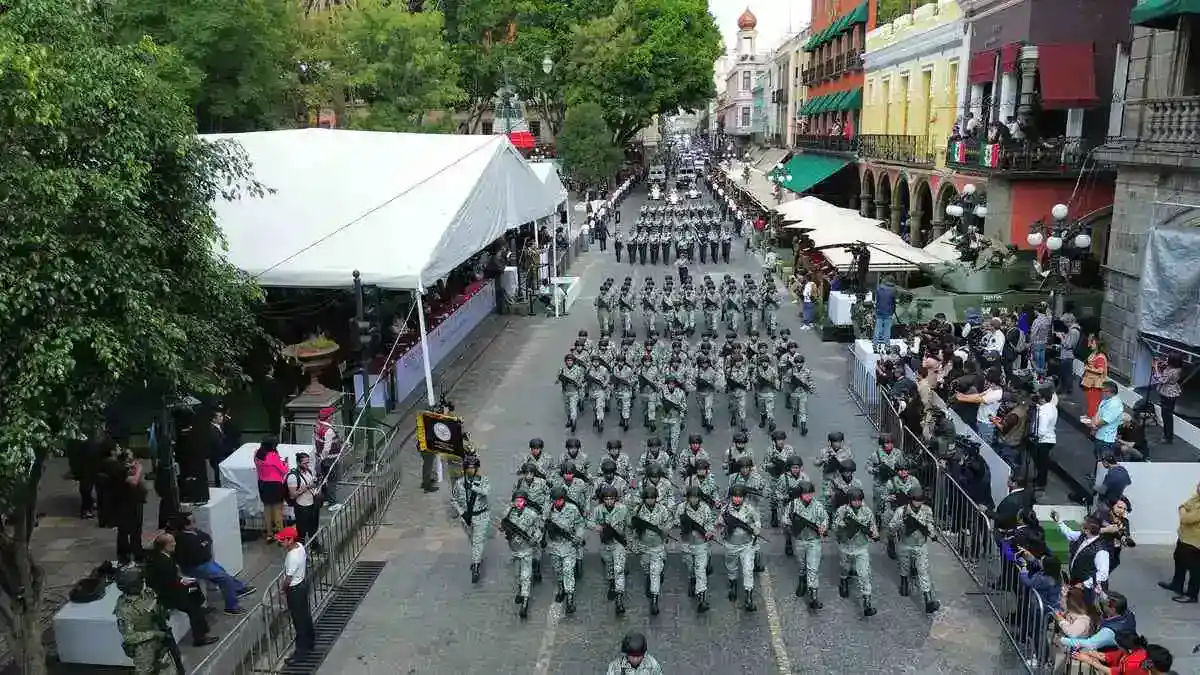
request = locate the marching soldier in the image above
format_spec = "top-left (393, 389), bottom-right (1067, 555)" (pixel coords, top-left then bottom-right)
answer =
top-left (602, 439), bottom-right (633, 479)
top-left (637, 353), bottom-right (662, 432)
top-left (889, 486), bottom-right (941, 613)
top-left (721, 228), bottom-right (733, 264)
top-left (589, 484), bottom-right (631, 615)
top-left (114, 566), bottom-right (175, 674)
top-left (648, 229), bottom-right (660, 265)
top-left (678, 434), bottom-right (710, 479)
top-left (817, 431), bottom-right (853, 500)
top-left (775, 456), bottom-right (809, 554)
top-left (882, 460), bottom-right (922, 559)
top-left (522, 438), bottom-right (555, 484)
top-left (557, 354), bottom-right (585, 432)
top-left (834, 486), bottom-right (879, 616)
top-left (559, 437), bottom-right (590, 481)
top-left (629, 484), bottom-right (676, 615)
top-left (606, 632), bottom-right (663, 675)
top-left (693, 356), bottom-right (720, 432)
top-left (786, 480), bottom-right (828, 610)
top-left (761, 279), bottom-right (781, 336)
top-left (785, 351), bottom-right (812, 435)
top-left (755, 353), bottom-right (780, 431)
top-left (595, 459), bottom-right (631, 501)
top-left (683, 458), bottom-right (722, 514)
top-left (640, 284), bottom-right (657, 335)
top-left (500, 490), bottom-right (544, 619)
top-left (826, 458), bottom-right (863, 515)
top-left (641, 462), bottom-right (677, 511)
top-left (545, 485), bottom-right (585, 614)
top-left (559, 461), bottom-right (591, 574)
top-left (610, 357), bottom-right (636, 431)
top-left (677, 485), bottom-right (716, 613)
top-left (866, 434), bottom-right (904, 528)
top-left (595, 286), bottom-right (613, 335)
top-left (618, 284), bottom-right (636, 337)
top-left (586, 355), bottom-right (611, 433)
top-left (725, 352), bottom-right (751, 430)
top-left (723, 282), bottom-right (741, 333)
top-left (720, 484), bottom-right (762, 610)
top-left (638, 437), bottom-right (673, 482)
top-left (450, 455), bottom-right (491, 583)
top-left (743, 284), bottom-right (760, 334)
top-left (701, 282), bottom-right (721, 335)
top-left (513, 461), bottom-right (551, 515)
top-left (637, 230), bottom-right (648, 264)
top-left (723, 431), bottom-right (753, 476)
top-left (660, 376), bottom-right (687, 455)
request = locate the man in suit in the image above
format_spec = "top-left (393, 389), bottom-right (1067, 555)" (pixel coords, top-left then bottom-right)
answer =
top-left (201, 407), bottom-right (226, 487)
top-left (145, 532), bottom-right (218, 646)
top-left (990, 473), bottom-right (1035, 532)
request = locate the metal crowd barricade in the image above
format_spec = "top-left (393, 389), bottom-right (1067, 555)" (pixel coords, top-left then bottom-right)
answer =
top-left (845, 353), bottom-right (1057, 673)
top-left (191, 420), bottom-right (402, 675)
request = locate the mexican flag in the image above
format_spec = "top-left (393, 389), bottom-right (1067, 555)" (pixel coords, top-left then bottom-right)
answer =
top-left (982, 143), bottom-right (1001, 168)
top-left (950, 141), bottom-right (967, 163)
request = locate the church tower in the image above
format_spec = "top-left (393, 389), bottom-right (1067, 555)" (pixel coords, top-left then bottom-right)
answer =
top-left (736, 8), bottom-right (757, 56)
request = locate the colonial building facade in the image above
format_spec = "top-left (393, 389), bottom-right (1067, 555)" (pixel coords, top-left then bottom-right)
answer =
top-left (720, 9), bottom-right (768, 142)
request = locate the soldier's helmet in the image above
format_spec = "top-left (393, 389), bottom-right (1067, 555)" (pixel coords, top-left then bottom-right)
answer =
top-left (462, 455), bottom-right (481, 470)
top-left (697, 354), bottom-right (710, 366)
top-left (694, 458), bottom-right (711, 471)
top-left (878, 433), bottom-right (893, 446)
top-left (521, 461), bottom-right (538, 475)
top-left (564, 354), bottom-right (575, 363)
top-left (513, 488), bottom-right (531, 502)
top-left (787, 455), bottom-right (804, 468)
top-left (640, 484), bottom-right (659, 501)
top-left (685, 485), bottom-right (701, 500)
top-left (729, 484), bottom-right (748, 499)
top-left (573, 339), bottom-right (585, 349)
top-left (688, 433), bottom-right (702, 444)
top-left (621, 631), bottom-right (648, 656)
top-left (647, 437), bottom-right (663, 447)
top-left (646, 462), bottom-right (664, 478)
top-left (725, 331), bottom-right (737, 341)
top-left (529, 438), bottom-right (545, 449)
top-left (796, 480), bottom-right (817, 496)
top-left (566, 437), bottom-right (582, 449)
top-left (909, 486), bottom-right (926, 503)
top-left (839, 458), bottom-right (857, 474)
top-left (578, 330), bottom-right (588, 339)
top-left (600, 484), bottom-right (620, 501)
top-left (733, 431), bottom-right (749, 444)
top-left (847, 487), bottom-right (866, 503)
top-left (828, 431), bottom-right (845, 443)
top-left (771, 430), bottom-right (788, 441)
top-left (606, 439), bottom-right (622, 450)
top-left (737, 456), bottom-right (754, 470)
top-left (895, 459), bottom-right (912, 472)
top-left (601, 459), bottom-right (617, 474)
top-left (550, 485), bottom-right (568, 501)
top-left (115, 566), bottom-right (145, 595)
top-left (560, 461), bottom-right (578, 476)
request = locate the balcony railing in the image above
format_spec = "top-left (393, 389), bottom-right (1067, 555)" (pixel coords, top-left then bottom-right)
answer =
top-left (795, 133), bottom-right (860, 154)
top-left (798, 50), bottom-right (866, 87)
top-left (858, 134), bottom-right (935, 167)
top-left (945, 137), bottom-right (1095, 176)
top-left (1131, 95), bottom-right (1200, 146)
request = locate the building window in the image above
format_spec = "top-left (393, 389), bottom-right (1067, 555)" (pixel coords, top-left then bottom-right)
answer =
top-left (740, 106), bottom-right (751, 127)
top-left (482, 120), bottom-right (494, 134)
top-left (529, 120), bottom-right (541, 138)
top-left (742, 71), bottom-right (752, 91)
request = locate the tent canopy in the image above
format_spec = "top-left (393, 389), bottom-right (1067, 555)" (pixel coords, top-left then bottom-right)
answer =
top-left (206, 129), bottom-right (559, 290)
top-left (529, 161), bottom-right (568, 203)
top-left (780, 196), bottom-right (942, 271)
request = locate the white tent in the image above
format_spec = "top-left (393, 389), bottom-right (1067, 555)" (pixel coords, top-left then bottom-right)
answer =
top-left (776, 195), bottom-right (867, 225)
top-left (205, 129), bottom-right (560, 290)
top-left (922, 229), bottom-right (969, 263)
top-left (781, 197), bottom-right (942, 271)
top-left (529, 161), bottom-right (567, 203)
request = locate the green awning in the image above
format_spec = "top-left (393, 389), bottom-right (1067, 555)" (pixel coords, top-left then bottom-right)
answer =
top-left (776, 154), bottom-right (851, 194)
top-left (846, 0), bottom-right (869, 26)
top-left (811, 93), bottom-right (832, 114)
top-left (1130, 0), bottom-right (1200, 28)
top-left (802, 1), bottom-right (867, 51)
top-left (838, 88), bottom-right (863, 111)
top-left (804, 95), bottom-right (823, 115)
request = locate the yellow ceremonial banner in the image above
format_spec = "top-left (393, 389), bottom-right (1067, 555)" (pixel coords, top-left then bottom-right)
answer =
top-left (415, 411), bottom-right (466, 459)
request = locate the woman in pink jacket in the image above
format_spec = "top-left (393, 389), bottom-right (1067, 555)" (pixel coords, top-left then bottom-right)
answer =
top-left (254, 437), bottom-right (288, 542)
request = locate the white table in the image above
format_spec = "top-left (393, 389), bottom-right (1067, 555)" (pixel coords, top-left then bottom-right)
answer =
top-left (191, 487), bottom-right (244, 575)
top-left (827, 290), bottom-right (872, 326)
top-left (54, 583), bottom-right (191, 666)
top-left (219, 443), bottom-right (313, 520)
top-left (552, 276), bottom-right (582, 311)
top-left (851, 338), bottom-right (911, 370)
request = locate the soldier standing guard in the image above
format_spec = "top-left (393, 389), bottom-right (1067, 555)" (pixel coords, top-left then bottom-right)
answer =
top-left (889, 487), bottom-right (941, 613)
top-left (557, 355), bottom-right (584, 433)
top-left (720, 484), bottom-right (762, 610)
top-left (450, 455), bottom-right (491, 583)
top-left (786, 480), bottom-right (828, 610)
top-left (590, 485), bottom-right (631, 615)
top-left (501, 491), bottom-right (544, 619)
top-left (114, 567), bottom-right (175, 674)
top-left (629, 485), bottom-right (675, 615)
top-left (545, 484), bottom-right (585, 614)
top-left (834, 487), bottom-right (879, 617)
top-left (677, 486), bottom-right (716, 613)
top-left (786, 352), bottom-right (813, 435)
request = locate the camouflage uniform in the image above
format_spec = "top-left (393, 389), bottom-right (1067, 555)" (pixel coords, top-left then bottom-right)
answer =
top-left (611, 360), bottom-right (637, 428)
top-left (721, 489), bottom-right (762, 608)
top-left (546, 492), bottom-right (585, 612)
top-left (834, 493), bottom-right (879, 616)
top-left (589, 494), bottom-right (631, 613)
top-left (677, 492), bottom-right (717, 610)
top-left (450, 469), bottom-right (491, 573)
top-left (114, 588), bottom-right (172, 674)
top-left (786, 489), bottom-right (828, 604)
top-left (557, 357), bottom-right (586, 430)
top-left (501, 498), bottom-right (544, 617)
top-left (754, 355), bottom-right (780, 429)
top-left (888, 491), bottom-right (941, 612)
top-left (629, 489), bottom-right (677, 614)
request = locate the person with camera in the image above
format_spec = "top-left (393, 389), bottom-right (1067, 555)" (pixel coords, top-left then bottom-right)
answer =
top-left (1030, 383), bottom-right (1059, 496)
top-left (954, 369), bottom-right (1004, 443)
top-left (991, 390), bottom-right (1029, 469)
top-left (286, 452), bottom-right (323, 552)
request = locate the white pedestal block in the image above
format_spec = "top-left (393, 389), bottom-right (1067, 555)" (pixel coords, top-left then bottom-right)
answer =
top-left (53, 583), bottom-right (191, 666)
top-left (552, 276), bottom-right (582, 311)
top-left (191, 487), bottom-right (244, 576)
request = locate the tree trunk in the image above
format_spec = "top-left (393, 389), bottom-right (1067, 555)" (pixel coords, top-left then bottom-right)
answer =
top-left (0, 456), bottom-right (48, 675)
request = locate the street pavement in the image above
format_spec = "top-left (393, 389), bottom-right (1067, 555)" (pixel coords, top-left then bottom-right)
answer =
top-left (318, 185), bottom-right (1025, 675)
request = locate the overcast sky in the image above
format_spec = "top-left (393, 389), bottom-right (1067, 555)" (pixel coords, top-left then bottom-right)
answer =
top-left (708, 0), bottom-right (813, 55)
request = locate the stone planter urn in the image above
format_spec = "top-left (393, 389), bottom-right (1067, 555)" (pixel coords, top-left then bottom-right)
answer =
top-left (282, 338), bottom-right (340, 397)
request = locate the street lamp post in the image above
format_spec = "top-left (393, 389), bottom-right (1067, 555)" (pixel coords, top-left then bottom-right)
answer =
top-left (1027, 202), bottom-right (1092, 311)
top-left (944, 183), bottom-right (988, 263)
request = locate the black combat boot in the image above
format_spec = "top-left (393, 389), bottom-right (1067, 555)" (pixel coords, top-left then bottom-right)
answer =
top-left (800, 422), bottom-right (808, 436)
top-left (575, 563), bottom-right (583, 580)
top-left (759, 413), bottom-right (766, 428)
top-left (607, 579), bottom-right (616, 601)
top-left (795, 576), bottom-right (807, 597)
top-left (808, 588), bottom-right (823, 610)
top-left (615, 593), bottom-right (626, 615)
top-left (743, 588), bottom-right (756, 611)
top-left (838, 577), bottom-right (850, 598)
top-left (697, 591), bottom-right (710, 613)
top-left (863, 595), bottom-right (876, 617)
top-left (555, 583), bottom-right (565, 603)
top-left (728, 579), bottom-right (738, 601)
top-left (784, 538), bottom-right (793, 557)
top-left (770, 506), bottom-right (779, 528)
top-left (899, 576), bottom-right (910, 597)
top-left (650, 594), bottom-right (660, 615)
top-left (532, 560), bottom-right (542, 583)
top-left (565, 593), bottom-right (576, 614)
top-left (705, 561), bottom-right (712, 576)
top-left (754, 552), bottom-right (764, 573)
top-left (518, 595), bottom-right (530, 619)
top-left (644, 576), bottom-right (652, 597)
top-left (791, 414), bottom-right (799, 429)
top-left (688, 576), bottom-right (696, 597)
top-left (924, 592), bottom-right (941, 613)
top-left (887, 538), bottom-right (897, 559)
top-left (471, 563), bottom-right (481, 583)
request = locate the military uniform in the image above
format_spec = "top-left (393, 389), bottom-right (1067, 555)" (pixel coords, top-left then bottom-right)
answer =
top-left (114, 586), bottom-right (173, 674)
top-left (640, 289), bottom-right (658, 334)
top-left (724, 356), bottom-right (751, 429)
top-left (826, 464), bottom-right (864, 515)
top-left (585, 357), bottom-right (611, 432)
top-left (611, 360), bottom-right (636, 430)
top-left (450, 458), bottom-right (491, 582)
top-left (866, 442), bottom-right (904, 523)
top-left (754, 355), bottom-right (780, 430)
top-left (678, 439), bottom-right (711, 479)
top-left (761, 285), bottom-right (781, 335)
top-left (557, 356), bottom-right (585, 432)
top-left (721, 486), bottom-right (762, 609)
top-left (785, 355), bottom-right (813, 434)
top-left (721, 435), bottom-right (753, 476)
top-left (618, 287), bottom-right (637, 336)
top-left (786, 484), bottom-right (828, 609)
top-left (833, 490), bottom-right (879, 616)
top-left (501, 495), bottom-right (544, 618)
top-left (601, 442), bottom-right (633, 480)
top-left (546, 487), bottom-right (586, 613)
top-left (882, 469), bottom-right (922, 558)
top-left (817, 434), bottom-right (854, 500)
top-left (677, 490), bottom-right (717, 612)
top-left (595, 289), bottom-right (613, 335)
top-left (702, 286), bottom-right (721, 334)
top-left (638, 441), bottom-right (674, 481)
top-left (589, 490), bottom-right (631, 614)
top-left (888, 489), bottom-right (941, 612)
top-left (693, 359), bottom-right (720, 431)
top-left (659, 380), bottom-right (687, 455)
top-left (629, 487), bottom-right (677, 614)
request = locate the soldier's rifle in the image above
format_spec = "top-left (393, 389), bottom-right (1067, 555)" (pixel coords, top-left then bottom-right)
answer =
top-left (631, 513), bottom-right (677, 542)
top-left (154, 606), bottom-right (186, 675)
top-left (720, 509), bottom-right (769, 542)
top-left (499, 514), bottom-right (537, 543)
top-left (790, 512), bottom-right (825, 537)
top-left (841, 513), bottom-right (879, 541)
top-left (599, 522), bottom-right (628, 547)
top-left (904, 513), bottom-right (933, 540)
top-left (545, 517), bottom-right (583, 546)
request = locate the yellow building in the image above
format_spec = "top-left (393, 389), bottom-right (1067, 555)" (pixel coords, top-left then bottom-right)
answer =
top-left (857, 0), bottom-right (965, 246)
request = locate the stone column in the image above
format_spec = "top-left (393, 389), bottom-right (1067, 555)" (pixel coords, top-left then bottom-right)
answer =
top-left (875, 201), bottom-right (890, 224)
top-left (848, 195), bottom-right (859, 211)
top-left (1017, 46), bottom-right (1039, 120)
top-left (890, 203), bottom-right (903, 235)
top-left (909, 209), bottom-right (925, 247)
top-left (859, 194), bottom-right (874, 218)
top-left (930, 213), bottom-right (945, 240)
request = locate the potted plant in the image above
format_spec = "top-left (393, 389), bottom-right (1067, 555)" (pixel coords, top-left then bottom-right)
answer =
top-left (282, 334), bottom-right (340, 395)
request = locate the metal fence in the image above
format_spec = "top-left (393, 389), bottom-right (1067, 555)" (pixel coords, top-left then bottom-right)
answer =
top-left (190, 419), bottom-right (403, 674)
top-left (846, 354), bottom-right (1069, 674)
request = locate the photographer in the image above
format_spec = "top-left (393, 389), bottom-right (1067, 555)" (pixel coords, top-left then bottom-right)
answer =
top-left (1030, 384), bottom-right (1058, 495)
top-left (954, 369), bottom-right (1003, 441)
top-left (991, 389), bottom-right (1029, 469)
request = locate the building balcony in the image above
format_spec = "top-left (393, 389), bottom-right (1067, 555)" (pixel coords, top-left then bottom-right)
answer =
top-left (799, 50), bottom-right (865, 87)
top-left (1095, 96), bottom-right (1200, 170)
top-left (795, 133), bottom-right (859, 155)
top-left (945, 136), bottom-right (1101, 178)
top-left (771, 90), bottom-right (788, 104)
top-left (859, 134), bottom-right (935, 167)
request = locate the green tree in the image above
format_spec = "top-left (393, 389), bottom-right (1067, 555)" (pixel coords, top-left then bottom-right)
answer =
top-left (566, 0), bottom-right (721, 146)
top-left (108, 0), bottom-right (308, 132)
top-left (557, 101), bottom-right (624, 187)
top-left (876, 0), bottom-right (935, 25)
top-left (0, 2), bottom-right (265, 672)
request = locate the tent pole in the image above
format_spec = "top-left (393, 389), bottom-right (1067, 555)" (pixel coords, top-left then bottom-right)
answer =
top-left (553, 196), bottom-right (565, 318)
top-left (415, 280), bottom-right (437, 407)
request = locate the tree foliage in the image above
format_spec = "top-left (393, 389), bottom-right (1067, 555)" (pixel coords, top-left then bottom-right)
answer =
top-left (0, 1), bottom-right (265, 671)
top-left (876, 0), bottom-right (936, 25)
top-left (556, 101), bottom-right (624, 186)
top-left (108, 0), bottom-right (309, 132)
top-left (565, 0), bottom-right (721, 146)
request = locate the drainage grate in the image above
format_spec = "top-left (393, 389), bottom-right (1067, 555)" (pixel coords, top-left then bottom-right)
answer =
top-left (278, 561), bottom-right (388, 675)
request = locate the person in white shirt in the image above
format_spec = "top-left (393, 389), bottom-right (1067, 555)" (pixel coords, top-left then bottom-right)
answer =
top-left (984, 318), bottom-right (1006, 355)
top-left (277, 526), bottom-right (315, 665)
top-left (1052, 513), bottom-right (1111, 603)
top-left (1031, 389), bottom-right (1058, 492)
top-left (286, 452), bottom-right (322, 551)
top-left (955, 373), bottom-right (1004, 444)
top-left (800, 278), bottom-right (816, 329)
